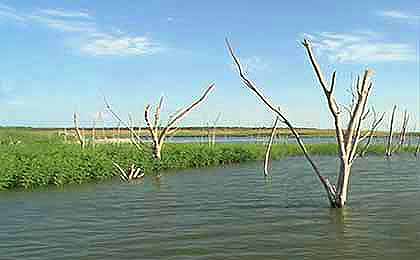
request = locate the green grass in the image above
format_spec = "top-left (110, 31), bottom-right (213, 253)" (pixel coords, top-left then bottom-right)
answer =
top-left (0, 128), bottom-right (417, 191)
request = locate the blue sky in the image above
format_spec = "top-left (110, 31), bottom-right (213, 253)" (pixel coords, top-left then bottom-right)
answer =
top-left (0, 0), bottom-right (418, 129)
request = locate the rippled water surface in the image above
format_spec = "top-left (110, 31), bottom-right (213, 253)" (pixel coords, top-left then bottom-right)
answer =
top-left (1, 156), bottom-right (419, 259)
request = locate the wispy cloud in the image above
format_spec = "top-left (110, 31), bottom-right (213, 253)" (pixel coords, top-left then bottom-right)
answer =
top-left (303, 31), bottom-right (416, 63)
top-left (0, 4), bottom-right (163, 57)
top-left (376, 10), bottom-right (419, 24)
top-left (242, 56), bottom-right (269, 73)
top-left (0, 3), bottom-right (25, 22)
top-left (81, 35), bottom-right (162, 56)
top-left (29, 14), bottom-right (96, 32)
top-left (37, 9), bottom-right (92, 19)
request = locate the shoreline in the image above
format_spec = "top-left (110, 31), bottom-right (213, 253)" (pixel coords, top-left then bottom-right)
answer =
top-left (1, 141), bottom-right (417, 191)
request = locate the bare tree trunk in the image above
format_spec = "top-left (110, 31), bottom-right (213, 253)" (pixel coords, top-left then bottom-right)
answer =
top-left (92, 113), bottom-right (98, 146)
top-left (73, 112), bottom-right (85, 149)
top-left (128, 113), bottom-right (134, 141)
top-left (336, 161), bottom-right (352, 206)
top-left (211, 112), bottom-right (221, 147)
top-left (395, 110), bottom-right (409, 152)
top-left (206, 122), bottom-right (211, 146)
top-left (264, 115), bottom-right (279, 177)
top-left (386, 105), bottom-right (397, 157)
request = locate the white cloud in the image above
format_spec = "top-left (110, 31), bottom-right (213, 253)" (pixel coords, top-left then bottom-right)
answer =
top-left (29, 14), bottom-right (96, 32)
top-left (376, 10), bottom-right (419, 23)
top-left (37, 9), bottom-right (92, 19)
top-left (0, 4), bottom-right (26, 22)
top-left (0, 4), bottom-right (163, 57)
top-left (81, 35), bottom-right (162, 56)
top-left (241, 56), bottom-right (269, 73)
top-left (303, 32), bottom-right (416, 63)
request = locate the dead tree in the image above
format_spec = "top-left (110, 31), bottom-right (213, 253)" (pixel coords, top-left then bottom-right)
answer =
top-left (264, 115), bottom-right (279, 177)
top-left (92, 112), bottom-right (100, 146)
top-left (144, 84), bottom-right (215, 160)
top-left (104, 98), bottom-right (147, 152)
top-left (73, 112), bottom-right (85, 149)
top-left (128, 113), bottom-right (135, 141)
top-left (209, 112), bottom-right (222, 146)
top-left (359, 109), bottom-right (385, 157)
top-left (385, 105), bottom-right (397, 157)
top-left (227, 38), bottom-right (375, 208)
top-left (395, 110), bottom-right (409, 152)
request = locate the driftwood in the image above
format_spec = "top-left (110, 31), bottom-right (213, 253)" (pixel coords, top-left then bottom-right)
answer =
top-left (264, 115), bottom-right (279, 177)
top-left (359, 109), bottom-right (385, 157)
top-left (73, 112), bottom-right (85, 149)
top-left (227, 38), bottom-right (375, 208)
top-left (144, 84), bottom-right (215, 160)
top-left (113, 162), bottom-right (144, 181)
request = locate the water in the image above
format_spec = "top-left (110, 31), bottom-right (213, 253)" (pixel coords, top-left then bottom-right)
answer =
top-left (165, 135), bottom-right (418, 146)
top-left (1, 156), bottom-right (419, 259)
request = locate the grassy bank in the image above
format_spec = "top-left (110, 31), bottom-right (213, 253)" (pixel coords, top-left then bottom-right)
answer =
top-left (0, 129), bottom-right (417, 191)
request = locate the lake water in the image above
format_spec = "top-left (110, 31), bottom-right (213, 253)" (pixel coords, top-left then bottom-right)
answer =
top-left (1, 156), bottom-right (419, 259)
top-left (165, 135), bottom-right (419, 146)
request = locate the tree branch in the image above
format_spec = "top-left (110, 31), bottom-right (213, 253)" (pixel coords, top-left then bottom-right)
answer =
top-left (227, 38), bottom-right (336, 206)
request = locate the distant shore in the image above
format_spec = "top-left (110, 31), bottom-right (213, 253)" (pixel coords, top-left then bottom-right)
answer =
top-left (3, 126), bottom-right (414, 138)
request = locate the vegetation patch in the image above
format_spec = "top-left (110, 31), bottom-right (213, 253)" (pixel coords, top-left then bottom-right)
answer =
top-left (0, 129), bottom-right (417, 191)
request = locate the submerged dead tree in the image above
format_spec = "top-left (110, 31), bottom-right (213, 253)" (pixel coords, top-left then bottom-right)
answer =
top-left (359, 108), bottom-right (385, 157)
top-left (209, 112), bottom-right (222, 146)
top-left (385, 105), bottom-right (397, 157)
top-left (145, 84), bottom-right (215, 160)
top-left (105, 98), bottom-right (146, 152)
top-left (73, 112), bottom-right (85, 149)
top-left (227, 38), bottom-right (375, 208)
top-left (264, 115), bottom-right (280, 177)
top-left (385, 106), bottom-right (410, 157)
top-left (395, 110), bottom-right (410, 152)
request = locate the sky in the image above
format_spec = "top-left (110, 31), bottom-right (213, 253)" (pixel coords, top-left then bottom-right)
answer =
top-left (0, 0), bottom-right (419, 130)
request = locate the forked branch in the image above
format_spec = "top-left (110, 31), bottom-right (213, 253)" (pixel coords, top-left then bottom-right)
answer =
top-left (145, 84), bottom-right (215, 159)
top-left (104, 97), bottom-right (146, 152)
